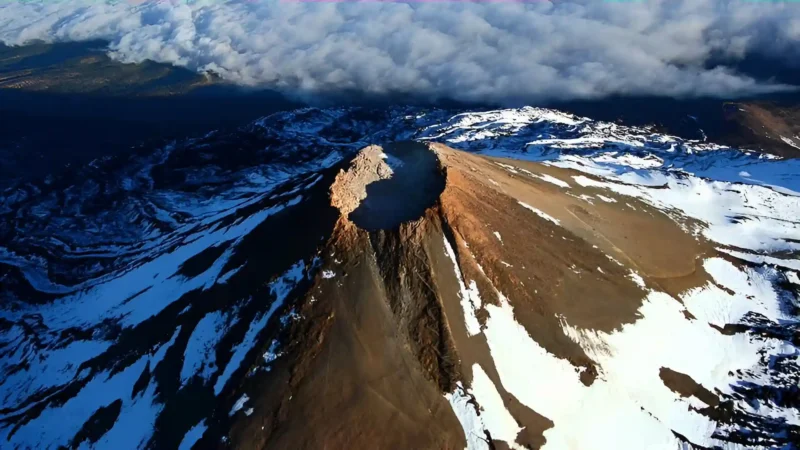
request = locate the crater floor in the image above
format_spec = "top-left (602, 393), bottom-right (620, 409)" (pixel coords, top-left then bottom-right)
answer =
top-left (346, 141), bottom-right (445, 230)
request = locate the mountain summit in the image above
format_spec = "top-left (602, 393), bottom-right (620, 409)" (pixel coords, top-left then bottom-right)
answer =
top-left (0, 107), bottom-right (798, 449)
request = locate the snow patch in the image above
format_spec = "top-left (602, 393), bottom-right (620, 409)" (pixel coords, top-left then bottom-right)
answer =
top-left (529, 172), bottom-right (571, 188)
top-left (179, 420), bottom-right (207, 450)
top-left (445, 383), bottom-right (491, 450)
top-left (214, 260), bottom-right (305, 395)
top-left (717, 248), bottom-right (800, 272)
top-left (596, 194), bottom-right (617, 203)
top-left (518, 202), bottom-right (560, 226)
top-left (573, 174), bottom-right (800, 253)
top-left (229, 393), bottom-right (250, 416)
top-left (217, 264), bottom-right (243, 284)
top-left (469, 364), bottom-right (524, 450)
top-left (443, 237), bottom-right (482, 336)
top-left (263, 339), bottom-right (283, 367)
top-left (780, 136), bottom-right (800, 150)
top-left (1, 328), bottom-right (181, 448)
top-left (181, 311), bottom-right (229, 385)
top-left (628, 271), bottom-right (646, 288)
top-left (494, 162), bottom-right (519, 174)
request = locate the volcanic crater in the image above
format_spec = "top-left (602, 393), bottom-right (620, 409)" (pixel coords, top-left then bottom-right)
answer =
top-left (330, 141), bottom-right (445, 231)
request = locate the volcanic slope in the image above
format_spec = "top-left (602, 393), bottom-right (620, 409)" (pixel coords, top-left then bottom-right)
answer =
top-left (1, 135), bottom-right (797, 450)
top-left (220, 141), bottom-right (796, 450)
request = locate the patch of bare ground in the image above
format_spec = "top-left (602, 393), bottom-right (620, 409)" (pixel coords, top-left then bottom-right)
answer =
top-left (659, 367), bottom-right (720, 407)
top-left (431, 142), bottom-right (713, 327)
top-left (724, 102), bottom-right (800, 158)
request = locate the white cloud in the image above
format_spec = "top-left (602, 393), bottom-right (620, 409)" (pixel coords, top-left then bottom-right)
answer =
top-left (0, 0), bottom-right (798, 103)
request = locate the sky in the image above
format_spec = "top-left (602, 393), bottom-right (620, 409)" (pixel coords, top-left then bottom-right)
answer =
top-left (1, 0), bottom-right (799, 104)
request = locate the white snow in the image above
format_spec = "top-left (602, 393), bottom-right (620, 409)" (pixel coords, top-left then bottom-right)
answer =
top-left (449, 250), bottom-right (796, 450)
top-left (557, 260), bottom-right (789, 447)
top-left (780, 136), bottom-right (800, 150)
top-left (420, 107), bottom-right (584, 144)
top-left (322, 269), bottom-right (336, 279)
top-left (5, 194), bottom-right (305, 338)
top-left (1, 328), bottom-right (181, 448)
top-left (181, 311), bottom-right (228, 386)
top-left (443, 237), bottom-right (482, 336)
top-left (527, 171), bottom-right (571, 188)
top-left (593, 152), bottom-right (664, 169)
top-left (422, 107), bottom-right (800, 200)
top-left (628, 271), bottom-right (646, 288)
top-left (179, 420), bottom-right (207, 450)
top-left (469, 364), bottom-right (524, 450)
top-left (537, 173), bottom-right (571, 189)
top-left (717, 248), bottom-right (800, 271)
top-left (518, 201), bottom-right (560, 225)
top-left (214, 260), bottom-right (305, 395)
top-left (444, 383), bottom-right (491, 450)
top-left (596, 194), bottom-right (617, 203)
top-left (263, 339), bottom-right (282, 366)
top-left (217, 264), bottom-right (243, 284)
top-left (494, 162), bottom-right (519, 174)
top-left (572, 174), bottom-right (800, 253)
top-left (0, 337), bottom-right (111, 410)
top-left (566, 260), bottom-right (787, 448)
top-left (493, 231), bottom-right (503, 244)
top-left (230, 393), bottom-right (250, 416)
top-left (688, 258), bottom-right (786, 325)
top-left (481, 286), bottom-right (711, 449)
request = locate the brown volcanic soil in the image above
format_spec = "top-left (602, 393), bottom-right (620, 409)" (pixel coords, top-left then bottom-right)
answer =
top-left (723, 102), bottom-right (800, 158)
top-left (224, 141), bottom-right (718, 450)
top-left (659, 367), bottom-right (720, 408)
top-left (240, 221), bottom-right (464, 450)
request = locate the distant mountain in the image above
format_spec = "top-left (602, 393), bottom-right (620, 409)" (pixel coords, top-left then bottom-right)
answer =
top-left (4, 41), bottom-right (800, 192)
top-left (0, 106), bottom-right (798, 449)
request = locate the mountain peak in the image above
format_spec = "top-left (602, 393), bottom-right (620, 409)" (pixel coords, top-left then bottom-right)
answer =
top-left (331, 142), bottom-right (445, 231)
top-left (1, 108), bottom-right (797, 449)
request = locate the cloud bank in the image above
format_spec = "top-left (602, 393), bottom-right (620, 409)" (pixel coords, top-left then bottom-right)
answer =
top-left (1, 0), bottom-right (799, 104)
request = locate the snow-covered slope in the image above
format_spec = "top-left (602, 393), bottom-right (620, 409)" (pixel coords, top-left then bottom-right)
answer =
top-left (0, 106), bottom-right (797, 449)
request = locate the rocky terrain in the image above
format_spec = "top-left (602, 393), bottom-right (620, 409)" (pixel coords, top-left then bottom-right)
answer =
top-left (722, 102), bottom-right (800, 158)
top-left (0, 106), bottom-right (798, 449)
